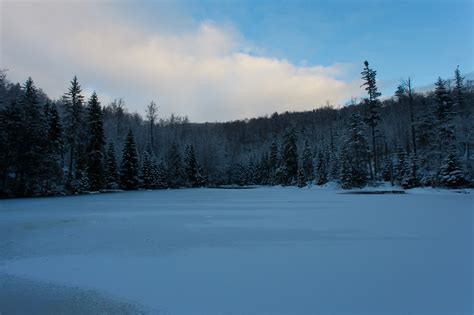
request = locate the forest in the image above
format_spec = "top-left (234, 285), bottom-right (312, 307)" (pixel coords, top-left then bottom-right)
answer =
top-left (0, 62), bottom-right (472, 198)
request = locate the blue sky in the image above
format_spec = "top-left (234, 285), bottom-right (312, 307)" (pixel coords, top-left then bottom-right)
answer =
top-left (2, 0), bottom-right (472, 121)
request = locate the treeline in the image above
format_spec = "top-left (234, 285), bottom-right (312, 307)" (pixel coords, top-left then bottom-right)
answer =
top-left (0, 62), bottom-right (472, 197)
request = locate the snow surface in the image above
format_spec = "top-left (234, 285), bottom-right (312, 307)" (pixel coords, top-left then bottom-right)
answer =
top-left (0, 187), bottom-right (472, 315)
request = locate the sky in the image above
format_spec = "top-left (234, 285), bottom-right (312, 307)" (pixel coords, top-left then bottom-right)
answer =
top-left (1, 0), bottom-right (472, 122)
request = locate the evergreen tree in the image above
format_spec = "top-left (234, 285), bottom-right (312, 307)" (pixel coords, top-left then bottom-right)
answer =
top-left (42, 102), bottom-right (64, 192)
top-left (257, 152), bottom-right (270, 185)
top-left (155, 160), bottom-right (169, 188)
top-left (184, 144), bottom-right (199, 187)
top-left (339, 114), bottom-right (369, 188)
top-left (453, 66), bottom-right (471, 171)
top-left (281, 128), bottom-right (298, 185)
top-left (439, 153), bottom-right (469, 188)
top-left (120, 129), bottom-right (140, 190)
top-left (339, 147), bottom-right (353, 189)
top-left (329, 152), bottom-right (340, 181)
top-left (395, 149), bottom-right (407, 185)
top-left (141, 144), bottom-right (159, 189)
top-left (86, 92), bottom-right (105, 191)
top-left (434, 77), bottom-right (456, 156)
top-left (194, 164), bottom-right (208, 187)
top-left (167, 142), bottom-right (184, 188)
top-left (382, 157), bottom-right (393, 184)
top-left (297, 168), bottom-right (306, 188)
top-left (268, 141), bottom-right (279, 185)
top-left (105, 142), bottom-right (119, 189)
top-left (245, 158), bottom-right (258, 185)
top-left (302, 140), bottom-right (314, 182)
top-left (361, 61), bottom-right (381, 177)
top-left (316, 151), bottom-right (328, 185)
top-left (400, 154), bottom-right (420, 189)
top-left (17, 77), bottom-right (47, 195)
top-left (63, 76), bottom-right (84, 180)
top-left (0, 100), bottom-right (22, 195)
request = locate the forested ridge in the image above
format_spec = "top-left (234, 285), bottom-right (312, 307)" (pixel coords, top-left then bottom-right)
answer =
top-left (0, 62), bottom-right (473, 198)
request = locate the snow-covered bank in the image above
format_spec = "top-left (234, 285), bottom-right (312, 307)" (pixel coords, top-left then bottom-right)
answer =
top-left (0, 187), bottom-right (472, 314)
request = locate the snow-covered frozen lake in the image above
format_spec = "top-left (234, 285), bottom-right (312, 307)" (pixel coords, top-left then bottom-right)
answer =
top-left (0, 187), bottom-right (472, 314)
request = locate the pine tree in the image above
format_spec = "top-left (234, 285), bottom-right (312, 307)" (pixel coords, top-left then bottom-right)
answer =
top-left (86, 92), bottom-right (105, 191)
top-left (339, 114), bottom-right (369, 189)
top-left (361, 61), bottom-right (381, 177)
top-left (17, 77), bottom-right (47, 195)
top-left (0, 100), bottom-right (22, 195)
top-left (281, 128), bottom-right (298, 185)
top-left (268, 141), bottom-right (279, 185)
top-left (395, 149), bottom-right (407, 185)
top-left (382, 157), bottom-right (393, 184)
top-left (439, 153), bottom-right (469, 188)
top-left (434, 77), bottom-right (456, 156)
top-left (141, 145), bottom-right (159, 189)
top-left (246, 158), bottom-right (258, 185)
top-left (453, 66), bottom-right (471, 172)
top-left (42, 102), bottom-right (64, 192)
top-left (297, 168), bottom-right (306, 188)
top-left (167, 142), bottom-right (184, 188)
top-left (105, 142), bottom-right (119, 189)
top-left (155, 160), bottom-right (169, 188)
top-left (120, 129), bottom-right (139, 190)
top-left (257, 152), bottom-right (270, 185)
top-left (316, 151), bottom-right (328, 185)
top-left (339, 147), bottom-right (353, 189)
top-left (400, 154), bottom-right (419, 189)
top-left (184, 144), bottom-right (199, 187)
top-left (63, 76), bottom-right (84, 181)
top-left (329, 152), bottom-right (340, 181)
top-left (302, 140), bottom-right (314, 182)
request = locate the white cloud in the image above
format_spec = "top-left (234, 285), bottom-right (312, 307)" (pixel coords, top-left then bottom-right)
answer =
top-left (1, 1), bottom-right (362, 122)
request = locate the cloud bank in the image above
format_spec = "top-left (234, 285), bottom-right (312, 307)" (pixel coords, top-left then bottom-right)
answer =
top-left (1, 1), bottom-right (362, 122)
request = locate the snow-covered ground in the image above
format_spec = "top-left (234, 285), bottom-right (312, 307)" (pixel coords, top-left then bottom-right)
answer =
top-left (0, 187), bottom-right (472, 315)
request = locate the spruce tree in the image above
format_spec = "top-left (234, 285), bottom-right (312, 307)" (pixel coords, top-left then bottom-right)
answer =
top-left (302, 140), bottom-right (314, 182)
top-left (316, 151), bottom-right (328, 185)
top-left (167, 142), bottom-right (184, 188)
top-left (400, 154), bottom-right (419, 189)
top-left (434, 77), bottom-right (455, 157)
top-left (382, 157), bottom-right (393, 184)
top-left (105, 142), bottom-right (119, 189)
top-left (120, 129), bottom-right (140, 190)
top-left (268, 141), bottom-right (279, 184)
top-left (329, 152), bottom-right (340, 181)
top-left (63, 76), bottom-right (84, 181)
top-left (453, 66), bottom-right (470, 171)
top-left (17, 77), bottom-right (46, 195)
top-left (141, 145), bottom-right (159, 189)
top-left (282, 128), bottom-right (298, 185)
top-left (439, 153), bottom-right (469, 188)
top-left (42, 102), bottom-right (64, 192)
top-left (395, 149), bottom-right (407, 185)
top-left (87, 92), bottom-right (105, 191)
top-left (361, 61), bottom-right (381, 177)
top-left (184, 144), bottom-right (199, 187)
top-left (297, 168), bottom-right (306, 188)
top-left (155, 160), bottom-right (169, 188)
top-left (0, 100), bottom-right (22, 195)
top-left (339, 147), bottom-right (353, 189)
top-left (339, 114), bottom-right (369, 188)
